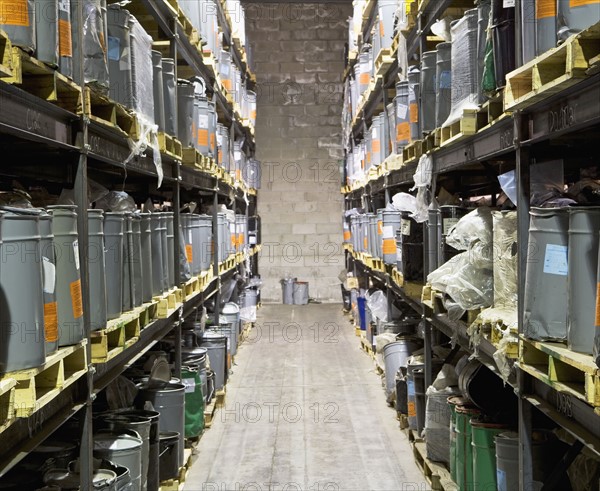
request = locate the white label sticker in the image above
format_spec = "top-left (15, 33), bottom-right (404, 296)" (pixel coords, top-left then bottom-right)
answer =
top-left (249, 236), bottom-right (257, 245)
top-left (58, 0), bottom-right (69, 13)
top-left (401, 218), bottom-right (411, 236)
top-left (396, 102), bottom-right (408, 120)
top-left (382, 225), bottom-right (394, 239)
top-left (73, 240), bottom-right (80, 270)
top-left (503, 0), bottom-right (515, 7)
top-left (372, 127), bottom-right (378, 138)
top-left (182, 377), bottom-right (196, 393)
top-left (198, 114), bottom-right (209, 129)
top-left (543, 244), bottom-right (568, 276)
top-left (443, 217), bottom-right (459, 235)
top-left (42, 257), bottom-right (56, 294)
top-left (396, 248), bottom-right (402, 263)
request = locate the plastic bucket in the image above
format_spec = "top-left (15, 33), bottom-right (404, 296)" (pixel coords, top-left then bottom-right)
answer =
top-left (158, 431), bottom-right (180, 481)
top-left (48, 205), bottom-right (84, 346)
top-left (567, 208), bottom-right (600, 353)
top-left (88, 209), bottom-right (107, 330)
top-left (471, 420), bottom-right (509, 491)
top-left (136, 382), bottom-right (186, 468)
top-left (182, 365), bottom-right (205, 438)
top-left (39, 212), bottom-right (58, 354)
top-left (222, 302), bottom-right (241, 335)
top-left (104, 212), bottom-right (125, 319)
top-left (523, 208), bottom-right (569, 341)
top-left (435, 42), bottom-right (452, 128)
top-left (93, 432), bottom-right (143, 490)
top-left (152, 50), bottom-right (165, 131)
top-left (293, 281), bottom-right (309, 305)
top-left (383, 338), bottom-right (424, 400)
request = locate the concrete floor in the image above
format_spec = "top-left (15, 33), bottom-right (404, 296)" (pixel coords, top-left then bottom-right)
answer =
top-left (185, 304), bottom-right (429, 491)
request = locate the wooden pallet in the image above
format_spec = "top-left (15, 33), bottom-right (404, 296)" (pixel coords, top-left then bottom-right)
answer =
top-left (159, 448), bottom-right (193, 491)
top-left (402, 139), bottom-right (423, 162)
top-left (198, 270), bottom-right (214, 292)
top-left (82, 86), bottom-right (140, 138)
top-left (158, 132), bottom-right (183, 160)
top-left (182, 276), bottom-right (201, 301)
top-left (519, 336), bottom-right (600, 409)
top-left (440, 109), bottom-right (479, 147)
top-left (204, 388), bottom-right (226, 429)
top-left (397, 412), bottom-right (409, 430)
top-left (0, 341), bottom-right (87, 418)
top-left (412, 440), bottom-right (456, 491)
top-left (218, 255), bottom-right (236, 274)
top-left (0, 29), bottom-right (13, 78)
top-left (155, 287), bottom-right (183, 319)
top-left (504, 22), bottom-right (600, 112)
top-left (374, 48), bottom-right (394, 77)
top-left (4, 47), bottom-right (82, 113)
top-left (0, 378), bottom-right (16, 432)
top-left (391, 267), bottom-right (404, 288)
top-left (91, 305), bottom-right (151, 363)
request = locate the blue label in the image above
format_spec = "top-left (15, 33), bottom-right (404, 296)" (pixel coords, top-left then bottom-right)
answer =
top-left (439, 70), bottom-right (452, 89)
top-left (543, 244), bottom-right (568, 276)
top-left (108, 36), bottom-right (120, 61)
top-left (497, 469), bottom-right (506, 491)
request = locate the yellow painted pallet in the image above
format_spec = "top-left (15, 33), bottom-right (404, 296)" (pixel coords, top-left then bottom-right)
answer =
top-left (504, 21), bottom-right (600, 111)
top-left (158, 132), bottom-right (183, 160)
top-left (518, 336), bottom-right (600, 410)
top-left (204, 388), bottom-right (226, 429)
top-left (440, 109), bottom-right (479, 147)
top-left (154, 287), bottom-right (183, 319)
top-left (159, 448), bottom-right (193, 491)
top-left (91, 306), bottom-right (149, 363)
top-left (4, 47), bottom-right (82, 113)
top-left (374, 48), bottom-right (394, 77)
top-left (0, 29), bottom-right (13, 78)
top-left (0, 341), bottom-right (87, 417)
top-left (0, 378), bottom-right (16, 432)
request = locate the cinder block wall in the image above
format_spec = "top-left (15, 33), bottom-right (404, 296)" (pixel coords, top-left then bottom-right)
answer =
top-left (246, 2), bottom-right (351, 303)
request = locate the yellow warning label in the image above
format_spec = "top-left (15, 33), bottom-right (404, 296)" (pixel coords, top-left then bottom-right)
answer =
top-left (409, 103), bottom-right (419, 123)
top-left (397, 122), bottom-right (410, 142)
top-left (198, 129), bottom-right (208, 147)
top-left (59, 19), bottom-right (72, 57)
top-left (571, 0), bottom-right (600, 6)
top-left (44, 302), bottom-right (58, 342)
top-left (185, 244), bottom-right (193, 264)
top-left (70, 279), bottom-right (83, 319)
top-left (536, 0), bottom-right (556, 18)
top-left (0, 0), bottom-right (30, 26)
top-left (382, 238), bottom-right (396, 254)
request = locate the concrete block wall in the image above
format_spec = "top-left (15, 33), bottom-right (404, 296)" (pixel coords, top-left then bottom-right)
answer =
top-left (246, 3), bottom-right (351, 303)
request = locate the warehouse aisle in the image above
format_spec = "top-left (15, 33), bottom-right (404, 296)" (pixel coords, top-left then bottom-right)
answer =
top-left (186, 304), bottom-right (428, 491)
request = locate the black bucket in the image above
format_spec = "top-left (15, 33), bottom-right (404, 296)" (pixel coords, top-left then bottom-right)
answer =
top-left (159, 431), bottom-right (180, 481)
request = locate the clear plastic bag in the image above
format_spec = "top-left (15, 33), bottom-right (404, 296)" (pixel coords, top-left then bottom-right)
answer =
top-left (96, 191), bottom-right (137, 212)
top-left (446, 206), bottom-right (493, 251)
top-left (391, 192), bottom-right (418, 215)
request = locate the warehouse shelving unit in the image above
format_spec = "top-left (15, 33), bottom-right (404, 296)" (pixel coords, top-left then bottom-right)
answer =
top-left (343, 0), bottom-right (600, 488)
top-left (0, 0), bottom-right (259, 486)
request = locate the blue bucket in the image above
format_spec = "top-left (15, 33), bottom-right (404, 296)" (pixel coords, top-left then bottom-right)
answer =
top-left (357, 297), bottom-right (367, 331)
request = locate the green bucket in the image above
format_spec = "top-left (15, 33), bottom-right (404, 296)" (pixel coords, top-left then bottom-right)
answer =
top-left (182, 366), bottom-right (205, 438)
top-left (471, 419), bottom-right (510, 491)
top-left (455, 403), bottom-right (481, 491)
top-left (447, 396), bottom-right (467, 483)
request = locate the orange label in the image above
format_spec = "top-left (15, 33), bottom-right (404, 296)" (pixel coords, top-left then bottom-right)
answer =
top-left (251, 110), bottom-right (256, 120)
top-left (379, 19), bottom-right (385, 37)
top-left (366, 152), bottom-right (371, 165)
top-left (397, 122), bottom-right (410, 142)
top-left (236, 169), bottom-right (241, 180)
top-left (237, 233), bottom-right (243, 247)
top-left (343, 231), bottom-right (351, 241)
top-left (596, 283), bottom-right (600, 326)
top-left (59, 19), bottom-right (72, 57)
top-left (377, 220), bottom-right (383, 235)
top-left (571, 0), bottom-right (600, 5)
top-left (198, 128), bottom-right (208, 147)
top-left (359, 73), bottom-right (370, 85)
top-left (70, 279), bottom-right (83, 319)
top-left (231, 233), bottom-right (236, 246)
top-left (382, 238), bottom-right (396, 254)
top-left (408, 401), bottom-right (416, 417)
top-left (0, 0), bottom-right (29, 26)
top-left (185, 244), bottom-right (193, 263)
top-left (536, 0), bottom-right (556, 18)
top-left (363, 237), bottom-right (368, 250)
top-left (409, 103), bottom-right (418, 123)
top-left (372, 139), bottom-right (381, 153)
top-left (210, 133), bottom-right (215, 151)
top-left (222, 78), bottom-right (232, 91)
top-left (44, 302), bottom-right (58, 342)
top-left (218, 149), bottom-right (223, 163)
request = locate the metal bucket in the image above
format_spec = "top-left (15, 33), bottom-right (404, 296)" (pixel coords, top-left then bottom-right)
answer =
top-left (181, 213), bottom-right (199, 276)
top-left (523, 207), bottom-right (569, 341)
top-left (139, 213), bottom-right (153, 303)
top-left (200, 332), bottom-right (227, 391)
top-left (206, 368), bottom-right (215, 404)
top-left (159, 213), bottom-right (170, 291)
top-left (198, 215), bottom-right (212, 271)
top-left (378, 0), bottom-right (397, 49)
top-left (213, 322), bottom-right (237, 358)
top-left (48, 205), bottom-right (84, 346)
top-left (137, 382), bottom-right (186, 468)
top-left (448, 396), bottom-right (467, 482)
top-left (122, 213), bottom-right (134, 312)
top-left (177, 80), bottom-right (195, 148)
top-left (107, 6), bottom-right (132, 108)
top-left (217, 123), bottom-right (230, 170)
top-left (368, 213), bottom-right (378, 258)
top-left (471, 420), bottom-right (509, 491)
top-left (382, 210), bottom-right (402, 265)
top-left (165, 212), bottom-right (175, 288)
top-left (31, 440), bottom-right (78, 469)
top-left (149, 213), bottom-right (165, 297)
top-left (88, 209), bottom-right (107, 331)
top-left (383, 337), bottom-right (424, 400)
top-left (558, 0), bottom-right (600, 38)
top-left (162, 58), bottom-right (177, 136)
top-left (281, 278), bottom-right (295, 305)
top-left (182, 365), bottom-right (205, 438)
top-left (293, 281), bottom-right (309, 305)
top-left (455, 404), bottom-right (481, 491)
top-left (194, 95), bottom-right (210, 155)
top-left (104, 414), bottom-right (151, 491)
top-left (408, 67), bottom-right (420, 140)
top-left (217, 212), bottom-right (228, 263)
top-left (424, 388), bottom-right (456, 465)
top-left (567, 208), bottom-right (600, 353)
top-left (39, 212), bottom-right (58, 354)
top-left (1, 0), bottom-right (35, 51)
top-left (371, 115), bottom-right (382, 168)
top-left (427, 208), bottom-right (442, 272)
top-left (219, 49), bottom-right (232, 91)
top-left (152, 50), bottom-right (165, 132)
top-left (358, 50), bottom-right (371, 94)
top-left (208, 100), bottom-right (217, 158)
top-left (132, 214), bottom-right (143, 307)
top-left (104, 212), bottom-right (124, 320)
top-left (385, 102), bottom-right (395, 158)
top-left (222, 302), bottom-right (241, 335)
top-left (158, 431), bottom-right (180, 481)
top-left (435, 42), bottom-right (452, 128)
top-left (93, 432), bottom-right (143, 491)
top-left (407, 360), bottom-right (444, 432)
top-left (420, 51), bottom-right (437, 133)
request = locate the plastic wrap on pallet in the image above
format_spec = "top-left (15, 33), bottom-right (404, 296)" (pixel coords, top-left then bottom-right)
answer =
top-left (492, 211), bottom-right (517, 307)
top-left (107, 5), bottom-right (132, 106)
top-left (425, 385), bottom-right (459, 464)
top-left (128, 15), bottom-right (154, 124)
top-left (1, 0), bottom-right (35, 51)
top-left (410, 154), bottom-right (433, 223)
top-left (444, 10), bottom-right (479, 128)
top-left (446, 207), bottom-right (493, 252)
top-left (73, 0), bottom-right (109, 93)
top-left (476, 0), bottom-right (491, 103)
